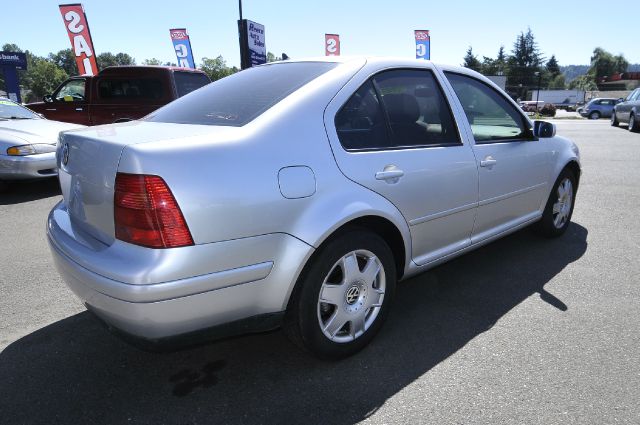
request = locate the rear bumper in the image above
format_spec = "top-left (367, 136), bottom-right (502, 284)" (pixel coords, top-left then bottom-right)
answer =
top-left (0, 152), bottom-right (57, 179)
top-left (47, 201), bottom-right (314, 341)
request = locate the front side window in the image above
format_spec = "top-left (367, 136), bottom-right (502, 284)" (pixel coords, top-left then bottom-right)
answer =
top-left (335, 69), bottom-right (460, 150)
top-left (98, 79), bottom-right (164, 100)
top-left (55, 79), bottom-right (86, 102)
top-left (445, 72), bottom-right (531, 143)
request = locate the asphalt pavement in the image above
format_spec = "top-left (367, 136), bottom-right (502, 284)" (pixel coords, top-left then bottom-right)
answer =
top-left (0, 120), bottom-right (638, 424)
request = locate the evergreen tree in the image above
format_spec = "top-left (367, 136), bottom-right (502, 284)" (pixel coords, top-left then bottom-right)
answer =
top-left (546, 55), bottom-right (560, 78)
top-left (506, 28), bottom-right (543, 99)
top-left (462, 47), bottom-right (482, 72)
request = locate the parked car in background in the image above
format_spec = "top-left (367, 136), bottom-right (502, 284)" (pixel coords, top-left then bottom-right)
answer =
top-left (0, 98), bottom-right (84, 189)
top-left (519, 100), bottom-right (545, 112)
top-left (27, 66), bottom-right (211, 126)
top-left (48, 58), bottom-right (581, 359)
top-left (578, 98), bottom-right (620, 119)
top-left (611, 88), bottom-right (640, 131)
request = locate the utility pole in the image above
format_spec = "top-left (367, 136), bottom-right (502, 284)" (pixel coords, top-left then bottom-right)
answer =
top-left (535, 71), bottom-right (542, 115)
top-left (238, 0), bottom-right (247, 70)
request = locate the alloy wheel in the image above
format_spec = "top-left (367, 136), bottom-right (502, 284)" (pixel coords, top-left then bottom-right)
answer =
top-left (552, 178), bottom-right (573, 229)
top-left (317, 249), bottom-right (385, 343)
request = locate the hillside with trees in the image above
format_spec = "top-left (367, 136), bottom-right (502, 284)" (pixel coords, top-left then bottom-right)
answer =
top-left (462, 29), bottom-right (637, 99)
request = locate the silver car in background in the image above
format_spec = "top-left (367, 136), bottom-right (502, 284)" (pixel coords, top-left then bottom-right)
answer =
top-left (612, 88), bottom-right (640, 131)
top-left (48, 57), bottom-right (581, 359)
top-left (0, 98), bottom-right (84, 188)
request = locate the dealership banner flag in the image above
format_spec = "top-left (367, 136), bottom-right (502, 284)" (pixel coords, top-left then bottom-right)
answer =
top-left (325, 34), bottom-right (340, 56)
top-left (415, 30), bottom-right (430, 60)
top-left (169, 28), bottom-right (196, 69)
top-left (59, 4), bottom-right (99, 75)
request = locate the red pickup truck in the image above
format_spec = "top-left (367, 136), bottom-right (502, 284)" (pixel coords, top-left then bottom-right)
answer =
top-left (28, 66), bottom-right (211, 126)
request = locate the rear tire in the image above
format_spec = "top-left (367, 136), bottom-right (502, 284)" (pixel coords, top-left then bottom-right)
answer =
top-left (534, 169), bottom-right (577, 238)
top-left (284, 230), bottom-right (396, 360)
top-left (629, 113), bottom-right (639, 132)
top-left (589, 111), bottom-right (601, 120)
top-left (611, 112), bottom-right (619, 127)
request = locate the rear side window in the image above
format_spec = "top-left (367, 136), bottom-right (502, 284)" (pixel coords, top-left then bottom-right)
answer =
top-left (335, 80), bottom-right (390, 150)
top-left (98, 78), bottom-right (164, 101)
top-left (147, 62), bottom-right (337, 127)
top-left (174, 72), bottom-right (211, 97)
top-left (445, 72), bottom-right (531, 143)
top-left (335, 69), bottom-right (460, 150)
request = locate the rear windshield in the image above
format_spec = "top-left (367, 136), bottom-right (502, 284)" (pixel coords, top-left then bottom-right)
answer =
top-left (146, 62), bottom-right (337, 127)
top-left (174, 72), bottom-right (211, 97)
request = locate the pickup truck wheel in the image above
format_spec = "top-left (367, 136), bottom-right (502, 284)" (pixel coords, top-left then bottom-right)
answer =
top-left (284, 230), bottom-right (396, 360)
top-left (534, 169), bottom-right (577, 238)
top-left (589, 111), bottom-right (601, 120)
top-left (611, 112), bottom-right (619, 127)
top-left (629, 113), bottom-right (639, 132)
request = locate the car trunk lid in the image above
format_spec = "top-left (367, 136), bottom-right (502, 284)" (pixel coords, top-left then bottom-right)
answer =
top-left (56, 121), bottom-right (221, 245)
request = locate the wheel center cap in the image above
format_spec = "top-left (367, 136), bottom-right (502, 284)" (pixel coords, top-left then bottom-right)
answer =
top-left (345, 285), bottom-right (361, 305)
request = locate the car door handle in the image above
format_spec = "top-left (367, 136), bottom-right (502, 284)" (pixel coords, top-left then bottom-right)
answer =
top-left (46, 108), bottom-right (57, 111)
top-left (75, 108), bottom-right (83, 111)
top-left (480, 157), bottom-right (497, 167)
top-left (375, 169), bottom-right (404, 181)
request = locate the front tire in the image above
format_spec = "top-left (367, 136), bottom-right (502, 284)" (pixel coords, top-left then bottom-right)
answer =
top-left (534, 169), bottom-right (577, 238)
top-left (284, 230), bottom-right (396, 360)
top-left (589, 111), bottom-right (601, 120)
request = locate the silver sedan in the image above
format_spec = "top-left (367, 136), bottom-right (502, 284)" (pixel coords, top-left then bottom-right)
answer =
top-left (0, 98), bottom-right (84, 187)
top-left (48, 57), bottom-right (580, 359)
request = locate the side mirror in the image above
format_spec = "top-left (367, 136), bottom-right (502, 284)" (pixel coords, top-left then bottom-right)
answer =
top-left (43, 95), bottom-right (53, 103)
top-left (533, 120), bottom-right (556, 138)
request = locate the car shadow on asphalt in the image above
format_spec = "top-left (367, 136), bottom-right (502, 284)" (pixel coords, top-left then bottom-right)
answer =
top-left (0, 177), bottom-right (61, 205)
top-left (0, 224), bottom-right (588, 424)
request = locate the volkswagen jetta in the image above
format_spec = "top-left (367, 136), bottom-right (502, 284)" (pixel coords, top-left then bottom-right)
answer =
top-left (48, 57), bottom-right (580, 359)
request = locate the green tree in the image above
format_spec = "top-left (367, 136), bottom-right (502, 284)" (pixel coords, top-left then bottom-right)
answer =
top-left (548, 74), bottom-right (566, 89)
top-left (267, 52), bottom-right (282, 63)
top-left (97, 52), bottom-right (136, 69)
top-left (588, 47), bottom-right (628, 79)
top-left (506, 28), bottom-right (543, 99)
top-left (495, 46), bottom-right (507, 75)
top-left (49, 49), bottom-right (78, 75)
top-left (546, 55), bottom-right (561, 78)
top-left (142, 58), bottom-right (162, 65)
top-left (2, 43), bottom-right (22, 52)
top-left (25, 58), bottom-right (68, 102)
top-left (462, 46), bottom-right (481, 72)
top-left (568, 74), bottom-right (597, 91)
top-left (200, 56), bottom-right (236, 81)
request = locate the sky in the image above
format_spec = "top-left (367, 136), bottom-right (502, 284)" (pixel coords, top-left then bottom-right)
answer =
top-left (2, 0), bottom-right (637, 68)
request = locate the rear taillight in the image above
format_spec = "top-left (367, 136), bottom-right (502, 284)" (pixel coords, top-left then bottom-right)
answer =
top-left (114, 173), bottom-right (194, 249)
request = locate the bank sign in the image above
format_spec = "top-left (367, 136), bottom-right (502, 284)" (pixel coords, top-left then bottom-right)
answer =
top-left (246, 20), bottom-right (266, 66)
top-left (169, 28), bottom-right (196, 69)
top-left (0, 52), bottom-right (27, 69)
top-left (415, 30), bottom-right (431, 60)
